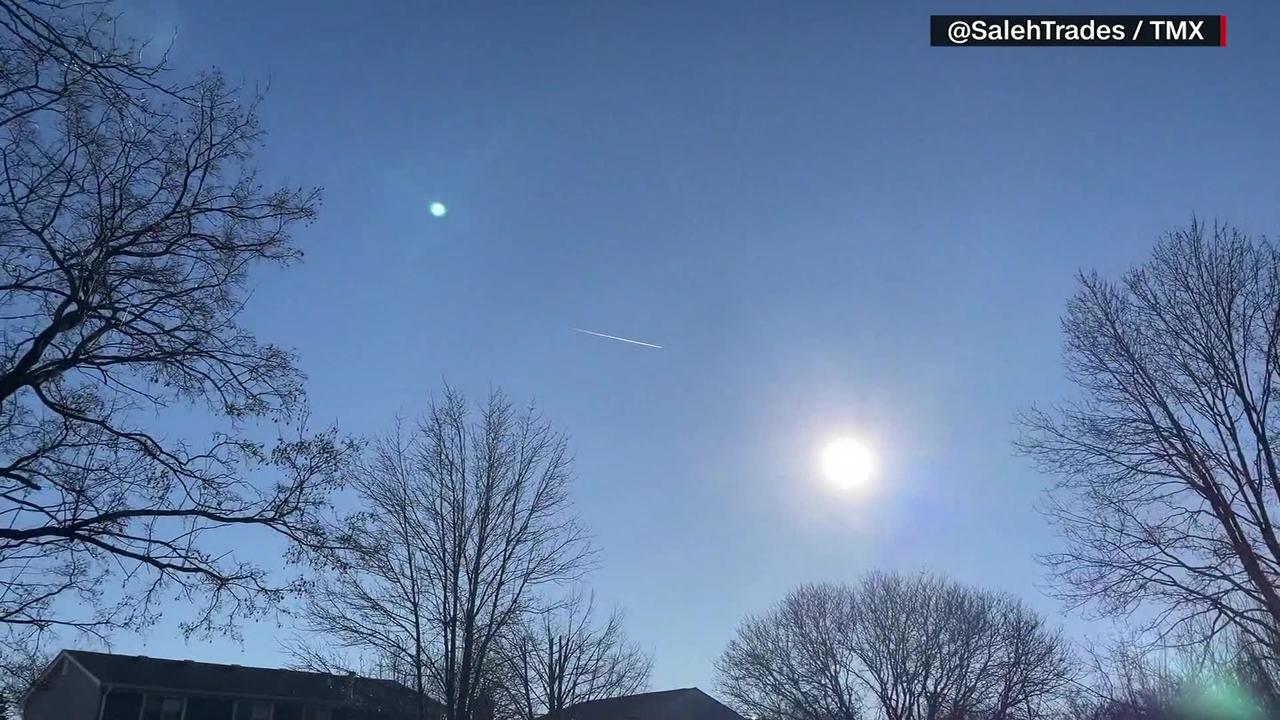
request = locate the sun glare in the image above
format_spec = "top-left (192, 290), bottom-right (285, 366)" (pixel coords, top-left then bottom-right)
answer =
top-left (821, 437), bottom-right (875, 490)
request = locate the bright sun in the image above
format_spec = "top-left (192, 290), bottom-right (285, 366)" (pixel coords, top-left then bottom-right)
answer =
top-left (821, 438), bottom-right (876, 490)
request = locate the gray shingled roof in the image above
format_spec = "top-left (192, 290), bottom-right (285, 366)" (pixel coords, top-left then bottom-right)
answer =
top-left (64, 649), bottom-right (439, 712)
top-left (558, 688), bottom-right (744, 720)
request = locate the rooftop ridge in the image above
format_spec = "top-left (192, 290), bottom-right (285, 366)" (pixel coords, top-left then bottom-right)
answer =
top-left (553, 687), bottom-right (743, 720)
top-left (64, 649), bottom-right (381, 682)
top-left (35, 649), bottom-right (443, 712)
top-left (564, 687), bottom-right (702, 710)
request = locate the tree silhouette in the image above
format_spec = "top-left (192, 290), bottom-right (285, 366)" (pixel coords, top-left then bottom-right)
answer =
top-left (0, 0), bottom-right (351, 671)
top-left (290, 388), bottom-right (595, 720)
top-left (1022, 221), bottom-right (1280, 662)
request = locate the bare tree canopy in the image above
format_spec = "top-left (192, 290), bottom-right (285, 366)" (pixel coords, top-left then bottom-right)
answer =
top-left (290, 388), bottom-right (596, 720)
top-left (285, 416), bottom-right (436, 718)
top-left (1064, 632), bottom-right (1280, 720)
top-left (850, 573), bottom-right (1073, 720)
top-left (1020, 221), bottom-right (1280, 659)
top-left (492, 590), bottom-right (652, 720)
top-left (716, 582), bottom-right (864, 720)
top-left (0, 638), bottom-right (44, 714)
top-left (715, 573), bottom-right (1073, 720)
top-left (0, 0), bottom-right (350, 661)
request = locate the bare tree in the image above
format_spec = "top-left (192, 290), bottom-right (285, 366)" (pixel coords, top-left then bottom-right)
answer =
top-left (1019, 221), bottom-right (1280, 662)
top-left (291, 388), bottom-right (595, 720)
top-left (847, 573), bottom-right (1073, 720)
top-left (1062, 631), bottom-right (1280, 720)
top-left (0, 638), bottom-right (46, 716)
top-left (1060, 639), bottom-right (1180, 720)
top-left (715, 573), bottom-right (1073, 720)
top-left (492, 590), bottom-right (652, 720)
top-left (286, 640), bottom-right (422, 698)
top-left (716, 582), bottom-right (865, 720)
top-left (0, 0), bottom-right (350, 672)
top-left (287, 419), bottom-right (436, 719)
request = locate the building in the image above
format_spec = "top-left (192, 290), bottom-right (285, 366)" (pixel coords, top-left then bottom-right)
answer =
top-left (22, 650), bottom-right (443, 720)
top-left (555, 688), bottom-right (745, 720)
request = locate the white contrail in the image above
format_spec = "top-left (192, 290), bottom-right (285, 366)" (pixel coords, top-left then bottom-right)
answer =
top-left (572, 328), bottom-right (663, 349)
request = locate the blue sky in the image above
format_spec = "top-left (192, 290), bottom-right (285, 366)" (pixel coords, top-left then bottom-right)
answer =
top-left (105, 0), bottom-right (1280, 694)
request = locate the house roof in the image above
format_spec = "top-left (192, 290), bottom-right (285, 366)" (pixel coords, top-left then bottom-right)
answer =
top-left (59, 649), bottom-right (439, 710)
top-left (559, 688), bottom-right (744, 720)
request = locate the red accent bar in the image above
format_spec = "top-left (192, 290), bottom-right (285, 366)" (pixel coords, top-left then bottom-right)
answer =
top-left (1220, 15), bottom-right (1227, 46)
